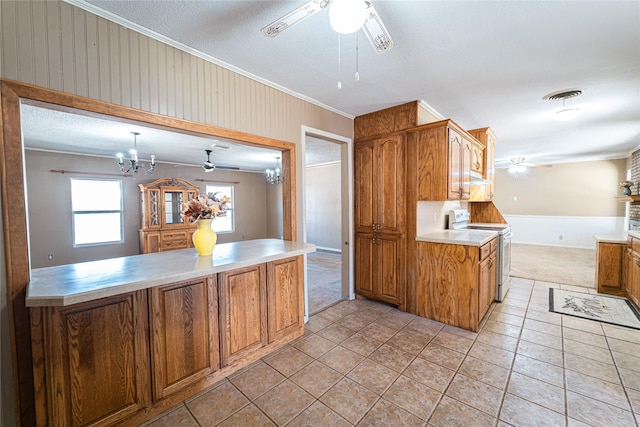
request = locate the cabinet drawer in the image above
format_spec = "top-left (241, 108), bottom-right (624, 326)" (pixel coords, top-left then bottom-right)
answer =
top-left (161, 231), bottom-right (189, 250)
top-left (479, 238), bottom-right (497, 261)
top-left (630, 235), bottom-right (640, 253)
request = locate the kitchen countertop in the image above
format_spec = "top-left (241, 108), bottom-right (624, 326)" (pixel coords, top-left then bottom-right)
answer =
top-left (416, 229), bottom-right (498, 246)
top-left (593, 234), bottom-right (628, 244)
top-left (26, 239), bottom-right (315, 307)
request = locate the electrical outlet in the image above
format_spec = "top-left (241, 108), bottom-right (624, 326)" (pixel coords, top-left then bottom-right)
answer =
top-left (47, 254), bottom-right (54, 260)
top-left (513, 196), bottom-right (518, 201)
top-left (559, 235), bottom-right (563, 240)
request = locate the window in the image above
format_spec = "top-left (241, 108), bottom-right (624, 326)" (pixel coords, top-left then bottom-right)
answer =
top-left (71, 178), bottom-right (123, 246)
top-left (206, 184), bottom-right (234, 233)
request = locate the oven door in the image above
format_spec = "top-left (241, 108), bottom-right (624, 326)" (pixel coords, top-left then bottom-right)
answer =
top-left (497, 231), bottom-right (513, 301)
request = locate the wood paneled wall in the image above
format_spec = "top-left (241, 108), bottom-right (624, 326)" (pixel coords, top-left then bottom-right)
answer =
top-left (0, 0), bottom-right (352, 143)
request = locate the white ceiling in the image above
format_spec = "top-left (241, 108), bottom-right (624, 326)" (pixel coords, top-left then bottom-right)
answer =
top-left (54, 1), bottom-right (640, 168)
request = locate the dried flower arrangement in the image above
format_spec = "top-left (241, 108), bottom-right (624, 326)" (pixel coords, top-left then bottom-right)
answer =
top-left (183, 192), bottom-right (231, 221)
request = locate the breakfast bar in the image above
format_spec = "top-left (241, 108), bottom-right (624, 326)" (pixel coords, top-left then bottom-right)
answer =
top-left (27, 239), bottom-right (314, 426)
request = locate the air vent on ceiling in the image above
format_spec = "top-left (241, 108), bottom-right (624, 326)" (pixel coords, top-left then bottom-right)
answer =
top-left (542, 88), bottom-right (585, 101)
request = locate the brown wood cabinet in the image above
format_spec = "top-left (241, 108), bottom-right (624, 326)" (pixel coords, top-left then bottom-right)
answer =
top-left (267, 256), bottom-right (305, 343)
top-left (407, 119), bottom-right (476, 201)
top-left (626, 235), bottom-right (640, 307)
top-left (416, 237), bottom-right (497, 332)
top-left (469, 127), bottom-right (496, 201)
top-left (139, 178), bottom-right (200, 253)
top-left (596, 241), bottom-right (626, 296)
top-left (354, 132), bottom-right (405, 307)
top-left (149, 277), bottom-right (219, 400)
top-left (41, 291), bottom-right (151, 427)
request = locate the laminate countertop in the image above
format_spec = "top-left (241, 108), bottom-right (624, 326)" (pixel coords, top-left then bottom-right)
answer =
top-left (26, 239), bottom-right (315, 307)
top-left (416, 229), bottom-right (498, 246)
top-left (593, 234), bottom-right (628, 244)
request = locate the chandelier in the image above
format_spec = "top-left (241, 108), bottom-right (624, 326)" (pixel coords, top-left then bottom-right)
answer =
top-left (117, 132), bottom-right (155, 175)
top-left (265, 156), bottom-right (282, 185)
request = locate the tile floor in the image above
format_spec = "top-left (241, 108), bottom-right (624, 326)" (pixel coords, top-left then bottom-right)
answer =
top-left (145, 277), bottom-right (640, 426)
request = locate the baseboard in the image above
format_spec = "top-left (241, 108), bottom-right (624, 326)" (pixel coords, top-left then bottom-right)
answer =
top-left (315, 246), bottom-right (341, 253)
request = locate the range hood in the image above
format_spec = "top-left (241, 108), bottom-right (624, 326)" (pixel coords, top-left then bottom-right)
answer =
top-left (470, 171), bottom-right (491, 185)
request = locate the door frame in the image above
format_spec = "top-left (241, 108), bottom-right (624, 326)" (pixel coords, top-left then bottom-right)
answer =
top-left (300, 126), bottom-right (354, 321)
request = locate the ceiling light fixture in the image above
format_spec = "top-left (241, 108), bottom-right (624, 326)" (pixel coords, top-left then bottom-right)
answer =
top-left (265, 156), bottom-right (283, 185)
top-left (117, 132), bottom-right (155, 175)
top-left (329, 0), bottom-right (367, 34)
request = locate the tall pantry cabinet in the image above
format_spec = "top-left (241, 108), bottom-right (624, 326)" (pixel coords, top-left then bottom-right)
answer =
top-left (354, 133), bottom-right (405, 307)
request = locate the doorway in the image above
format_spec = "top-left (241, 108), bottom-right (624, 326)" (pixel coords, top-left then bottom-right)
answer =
top-left (301, 127), bottom-right (353, 317)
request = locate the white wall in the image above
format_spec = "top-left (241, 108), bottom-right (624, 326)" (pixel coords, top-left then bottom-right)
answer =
top-left (305, 163), bottom-right (342, 251)
top-left (416, 200), bottom-right (467, 235)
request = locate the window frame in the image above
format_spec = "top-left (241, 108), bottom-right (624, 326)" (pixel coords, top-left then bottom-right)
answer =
top-left (205, 184), bottom-right (235, 234)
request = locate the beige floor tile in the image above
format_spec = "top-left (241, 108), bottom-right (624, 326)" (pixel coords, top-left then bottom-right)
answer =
top-left (386, 329), bottom-right (433, 355)
top-left (612, 350), bottom-right (640, 373)
top-left (489, 310), bottom-right (524, 327)
top-left (607, 336), bottom-right (640, 356)
top-left (304, 315), bottom-right (335, 333)
top-left (627, 388), bottom-right (640, 414)
top-left (446, 373), bottom-right (503, 417)
top-left (339, 331), bottom-right (383, 357)
top-left (567, 417), bottom-right (592, 427)
top-left (403, 357), bottom-right (456, 393)
top-left (292, 334), bottom-right (337, 359)
top-left (383, 375), bottom-right (442, 420)
top-left (428, 395), bottom-right (497, 427)
top-left (502, 297), bottom-right (529, 309)
top-left (512, 354), bottom-right (564, 388)
top-left (468, 341), bottom-right (515, 369)
top-left (476, 330), bottom-right (519, 352)
top-left (287, 401), bottom-right (351, 427)
top-left (567, 390), bottom-right (637, 427)
top-left (334, 312), bottom-right (376, 331)
top-left (318, 345), bottom-right (364, 374)
top-left (563, 327), bottom-right (609, 349)
top-left (254, 380), bottom-right (315, 426)
top-left (263, 345), bottom-right (313, 377)
top-left (507, 371), bottom-right (565, 414)
top-left (216, 403), bottom-right (275, 427)
top-left (357, 398), bottom-right (425, 426)
top-left (378, 311), bottom-right (416, 331)
top-left (431, 330), bottom-right (474, 353)
top-left (347, 358), bottom-right (400, 395)
top-left (185, 381), bottom-right (249, 425)
top-left (523, 318), bottom-right (562, 337)
top-left (359, 321), bottom-right (397, 342)
top-left (315, 306), bottom-right (348, 323)
top-left (481, 319), bottom-right (522, 338)
top-left (564, 352), bottom-right (621, 384)
top-left (499, 393), bottom-right (565, 427)
top-left (228, 361), bottom-right (286, 400)
top-left (520, 328), bottom-right (563, 350)
top-left (457, 356), bottom-right (510, 390)
top-left (619, 367), bottom-right (640, 392)
top-left (602, 324), bottom-right (640, 344)
top-left (418, 343), bottom-right (466, 370)
top-left (316, 324), bottom-right (358, 344)
top-left (562, 315), bottom-right (604, 334)
top-left (290, 360), bottom-right (343, 398)
top-left (524, 308), bottom-right (562, 325)
top-left (527, 301), bottom-right (551, 312)
top-left (563, 338), bottom-right (614, 364)
top-left (491, 303), bottom-right (527, 317)
top-left (144, 405), bottom-right (198, 427)
top-left (517, 339), bottom-right (563, 367)
top-left (405, 316), bottom-right (446, 335)
top-left (442, 324), bottom-right (479, 339)
top-left (319, 377), bottom-right (379, 424)
top-left (565, 369), bottom-right (630, 410)
top-left (368, 343), bottom-right (415, 372)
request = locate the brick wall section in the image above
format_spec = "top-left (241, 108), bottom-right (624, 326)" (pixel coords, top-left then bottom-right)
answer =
top-left (630, 150), bottom-right (640, 220)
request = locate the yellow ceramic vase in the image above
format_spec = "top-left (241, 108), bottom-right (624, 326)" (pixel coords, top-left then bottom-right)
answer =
top-left (192, 218), bottom-right (217, 256)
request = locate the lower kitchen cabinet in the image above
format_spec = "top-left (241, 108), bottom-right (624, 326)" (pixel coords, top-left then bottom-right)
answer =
top-left (267, 256), bottom-right (305, 342)
top-left (355, 233), bottom-right (404, 306)
top-left (479, 240), bottom-right (497, 319)
top-left (219, 264), bottom-right (268, 367)
top-left (626, 236), bottom-right (640, 307)
top-left (40, 291), bottom-right (151, 427)
top-left (149, 277), bottom-right (219, 400)
top-left (596, 241), bottom-right (626, 296)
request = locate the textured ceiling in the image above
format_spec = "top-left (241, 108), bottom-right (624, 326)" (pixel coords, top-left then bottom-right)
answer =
top-left (62, 0), bottom-right (640, 168)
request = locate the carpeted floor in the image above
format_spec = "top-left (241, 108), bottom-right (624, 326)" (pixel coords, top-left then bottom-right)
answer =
top-left (511, 243), bottom-right (596, 288)
top-left (307, 250), bottom-right (342, 314)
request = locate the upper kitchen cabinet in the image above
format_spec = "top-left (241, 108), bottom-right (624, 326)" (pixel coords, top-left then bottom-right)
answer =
top-left (407, 119), bottom-right (476, 201)
top-left (469, 127), bottom-right (496, 201)
top-left (354, 100), bottom-right (440, 140)
top-left (354, 134), bottom-right (405, 233)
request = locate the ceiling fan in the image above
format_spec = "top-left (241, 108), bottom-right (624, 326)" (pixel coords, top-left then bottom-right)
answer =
top-left (261, 0), bottom-right (394, 54)
top-left (500, 157), bottom-right (552, 176)
top-left (201, 149), bottom-right (239, 172)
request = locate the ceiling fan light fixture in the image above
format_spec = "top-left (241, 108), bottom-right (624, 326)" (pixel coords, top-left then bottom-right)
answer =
top-left (555, 107), bottom-right (580, 121)
top-left (508, 165), bottom-right (527, 174)
top-left (329, 0), bottom-right (367, 34)
top-left (203, 149), bottom-right (215, 172)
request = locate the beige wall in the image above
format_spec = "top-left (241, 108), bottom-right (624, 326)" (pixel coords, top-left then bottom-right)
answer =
top-left (1, 1), bottom-right (354, 422)
top-left (494, 159), bottom-right (627, 217)
top-left (26, 150), bottom-right (273, 268)
top-left (305, 163), bottom-right (342, 250)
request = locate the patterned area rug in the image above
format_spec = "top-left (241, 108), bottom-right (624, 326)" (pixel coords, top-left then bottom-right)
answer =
top-left (549, 288), bottom-right (640, 330)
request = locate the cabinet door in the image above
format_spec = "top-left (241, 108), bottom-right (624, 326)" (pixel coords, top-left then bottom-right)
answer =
top-left (471, 142), bottom-right (484, 175)
top-left (479, 252), bottom-right (496, 320)
top-left (149, 277), bottom-right (219, 400)
top-left (267, 256), bottom-right (304, 343)
top-left (219, 264), bottom-right (268, 366)
top-left (627, 250), bottom-right (640, 307)
top-left (378, 134), bottom-right (404, 233)
top-left (596, 242), bottom-right (625, 294)
top-left (141, 231), bottom-right (161, 254)
top-left (354, 140), bottom-right (377, 232)
top-left (44, 292), bottom-right (150, 427)
top-left (460, 138), bottom-right (472, 200)
top-left (447, 129), bottom-right (463, 200)
top-left (484, 132), bottom-right (495, 200)
top-left (377, 235), bottom-right (403, 305)
top-left (355, 233), bottom-right (376, 299)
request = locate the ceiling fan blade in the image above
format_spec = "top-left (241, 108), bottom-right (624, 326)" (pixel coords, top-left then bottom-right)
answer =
top-left (361, 1), bottom-right (394, 53)
top-left (261, 0), bottom-right (329, 38)
top-left (215, 165), bottom-right (240, 170)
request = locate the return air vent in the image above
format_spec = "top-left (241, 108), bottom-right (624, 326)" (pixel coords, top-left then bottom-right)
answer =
top-left (542, 88), bottom-right (585, 101)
